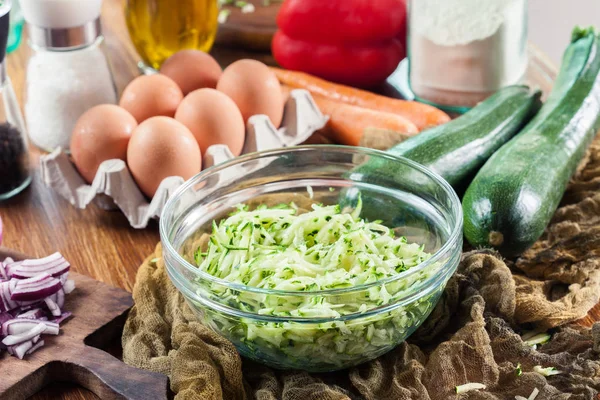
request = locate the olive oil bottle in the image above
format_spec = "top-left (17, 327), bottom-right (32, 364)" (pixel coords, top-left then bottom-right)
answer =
top-left (125, 0), bottom-right (219, 70)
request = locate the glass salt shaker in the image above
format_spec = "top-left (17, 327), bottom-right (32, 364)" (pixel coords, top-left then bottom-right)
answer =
top-left (20, 0), bottom-right (118, 152)
top-left (0, 0), bottom-right (31, 200)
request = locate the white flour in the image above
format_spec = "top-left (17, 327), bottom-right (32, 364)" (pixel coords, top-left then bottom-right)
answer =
top-left (412, 0), bottom-right (518, 46)
top-left (25, 44), bottom-right (117, 151)
top-left (408, 0), bottom-right (528, 107)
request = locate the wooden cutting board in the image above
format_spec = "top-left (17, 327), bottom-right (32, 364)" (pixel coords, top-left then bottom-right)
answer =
top-left (0, 248), bottom-right (169, 400)
top-left (216, 0), bottom-right (280, 51)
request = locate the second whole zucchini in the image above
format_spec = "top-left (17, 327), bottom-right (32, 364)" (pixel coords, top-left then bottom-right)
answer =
top-left (384, 85), bottom-right (542, 192)
top-left (463, 27), bottom-right (600, 257)
top-left (339, 85), bottom-right (541, 226)
top-left (347, 85), bottom-right (541, 195)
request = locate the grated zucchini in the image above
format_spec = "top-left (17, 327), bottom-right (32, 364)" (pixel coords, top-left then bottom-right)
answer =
top-left (191, 197), bottom-right (441, 369)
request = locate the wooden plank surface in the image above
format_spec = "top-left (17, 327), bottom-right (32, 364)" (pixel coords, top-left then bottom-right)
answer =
top-left (0, 0), bottom-right (577, 398)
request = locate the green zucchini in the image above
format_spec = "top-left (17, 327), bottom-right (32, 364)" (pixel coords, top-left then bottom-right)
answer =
top-left (463, 27), bottom-right (600, 257)
top-left (350, 85), bottom-right (541, 194)
top-left (385, 85), bottom-right (541, 192)
top-left (338, 86), bottom-right (540, 227)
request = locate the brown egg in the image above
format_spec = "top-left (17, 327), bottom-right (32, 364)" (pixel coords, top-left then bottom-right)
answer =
top-left (127, 117), bottom-right (201, 197)
top-left (160, 50), bottom-right (223, 95)
top-left (175, 88), bottom-right (245, 156)
top-left (217, 59), bottom-right (284, 127)
top-left (70, 104), bottom-right (138, 183)
top-left (119, 74), bottom-right (183, 123)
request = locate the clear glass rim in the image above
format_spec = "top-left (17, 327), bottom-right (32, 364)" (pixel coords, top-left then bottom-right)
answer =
top-left (160, 145), bottom-right (463, 297)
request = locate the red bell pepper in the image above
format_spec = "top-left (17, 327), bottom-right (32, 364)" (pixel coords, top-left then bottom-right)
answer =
top-left (272, 0), bottom-right (407, 88)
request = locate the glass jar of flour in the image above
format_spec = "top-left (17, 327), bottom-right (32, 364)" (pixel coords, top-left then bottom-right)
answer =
top-left (407, 0), bottom-right (528, 112)
top-left (20, 0), bottom-right (117, 152)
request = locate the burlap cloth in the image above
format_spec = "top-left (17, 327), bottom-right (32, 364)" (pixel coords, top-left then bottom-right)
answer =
top-left (122, 138), bottom-right (600, 400)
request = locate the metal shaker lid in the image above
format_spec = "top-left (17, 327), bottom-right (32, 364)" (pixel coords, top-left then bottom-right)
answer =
top-left (19, 0), bottom-right (103, 49)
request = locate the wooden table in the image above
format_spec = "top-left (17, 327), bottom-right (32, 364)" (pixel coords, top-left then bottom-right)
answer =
top-left (0, 0), bottom-right (587, 399)
top-left (0, 1), bottom-right (273, 398)
top-left (1, 0), bottom-right (276, 295)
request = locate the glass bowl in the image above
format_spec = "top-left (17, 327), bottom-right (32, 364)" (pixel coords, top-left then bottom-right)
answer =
top-left (160, 145), bottom-right (463, 372)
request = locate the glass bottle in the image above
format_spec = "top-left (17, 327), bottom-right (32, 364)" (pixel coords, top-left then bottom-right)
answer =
top-left (406, 0), bottom-right (528, 113)
top-left (125, 0), bottom-right (219, 73)
top-left (0, 0), bottom-right (30, 200)
top-left (20, 0), bottom-right (118, 152)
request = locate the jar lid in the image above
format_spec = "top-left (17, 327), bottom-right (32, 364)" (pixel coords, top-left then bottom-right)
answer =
top-left (19, 0), bottom-right (102, 29)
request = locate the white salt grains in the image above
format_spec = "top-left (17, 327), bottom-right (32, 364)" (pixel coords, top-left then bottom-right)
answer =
top-left (25, 44), bottom-right (117, 151)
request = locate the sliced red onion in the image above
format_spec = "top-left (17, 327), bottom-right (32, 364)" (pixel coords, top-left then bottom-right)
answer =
top-left (55, 289), bottom-right (65, 309)
top-left (26, 340), bottom-right (44, 355)
top-left (0, 253), bottom-right (74, 360)
top-left (16, 300), bottom-right (43, 309)
top-left (4, 259), bottom-right (21, 268)
top-left (12, 273), bottom-right (51, 287)
top-left (8, 340), bottom-right (33, 359)
top-left (63, 279), bottom-right (75, 294)
top-left (0, 262), bottom-right (6, 281)
top-left (3, 319), bottom-right (59, 336)
top-left (8, 253), bottom-right (70, 279)
top-left (44, 298), bottom-right (61, 317)
top-left (3, 318), bottom-right (31, 335)
top-left (0, 312), bottom-right (12, 326)
top-left (11, 261), bottom-right (70, 280)
top-left (17, 308), bottom-right (45, 320)
top-left (11, 274), bottom-right (62, 302)
top-left (19, 252), bottom-right (62, 267)
top-left (52, 312), bottom-right (72, 325)
top-left (1, 258), bottom-right (12, 281)
top-left (2, 322), bottom-right (46, 346)
top-left (3, 260), bottom-right (21, 277)
top-left (0, 281), bottom-right (17, 312)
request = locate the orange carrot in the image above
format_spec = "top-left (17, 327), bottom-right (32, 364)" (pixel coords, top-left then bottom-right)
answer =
top-left (312, 93), bottom-right (419, 146)
top-left (271, 67), bottom-right (451, 131)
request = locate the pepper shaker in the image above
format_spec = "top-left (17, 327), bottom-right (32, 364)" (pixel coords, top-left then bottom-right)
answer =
top-left (20, 0), bottom-right (118, 152)
top-left (0, 0), bottom-right (31, 200)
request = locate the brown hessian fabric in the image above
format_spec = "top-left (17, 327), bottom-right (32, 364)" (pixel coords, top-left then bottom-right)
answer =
top-left (122, 138), bottom-right (600, 399)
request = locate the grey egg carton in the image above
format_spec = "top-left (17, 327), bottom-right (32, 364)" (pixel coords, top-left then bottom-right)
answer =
top-left (39, 89), bottom-right (329, 229)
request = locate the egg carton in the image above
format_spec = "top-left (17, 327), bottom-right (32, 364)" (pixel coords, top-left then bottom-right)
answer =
top-left (39, 89), bottom-right (329, 229)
